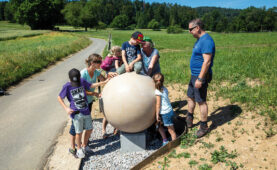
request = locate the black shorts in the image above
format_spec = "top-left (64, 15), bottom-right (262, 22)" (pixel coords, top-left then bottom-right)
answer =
top-left (187, 74), bottom-right (212, 103)
top-left (69, 102), bottom-right (93, 136)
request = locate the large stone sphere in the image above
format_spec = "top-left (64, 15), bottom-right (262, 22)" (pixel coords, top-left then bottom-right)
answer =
top-left (101, 72), bottom-right (156, 133)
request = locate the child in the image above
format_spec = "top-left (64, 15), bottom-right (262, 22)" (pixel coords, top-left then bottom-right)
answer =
top-left (101, 46), bottom-right (122, 73)
top-left (116, 31), bottom-right (143, 74)
top-left (58, 68), bottom-right (109, 158)
top-left (153, 73), bottom-right (177, 146)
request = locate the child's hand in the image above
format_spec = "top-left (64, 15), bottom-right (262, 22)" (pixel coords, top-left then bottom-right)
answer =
top-left (156, 115), bottom-right (161, 122)
top-left (94, 92), bottom-right (101, 98)
top-left (125, 65), bottom-right (131, 72)
top-left (66, 107), bottom-right (74, 115)
top-left (107, 72), bottom-right (117, 78)
top-left (129, 63), bottom-right (134, 70)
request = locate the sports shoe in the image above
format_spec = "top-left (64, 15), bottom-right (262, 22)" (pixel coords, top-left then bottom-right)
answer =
top-left (76, 148), bottom-right (85, 158)
top-left (83, 146), bottom-right (93, 154)
top-left (162, 140), bottom-right (169, 146)
top-left (196, 125), bottom-right (209, 138)
top-left (69, 148), bottom-right (77, 158)
top-left (186, 113), bottom-right (194, 128)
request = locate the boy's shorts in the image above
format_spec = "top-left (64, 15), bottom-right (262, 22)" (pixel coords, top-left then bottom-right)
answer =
top-left (72, 113), bottom-right (93, 134)
top-left (69, 102), bottom-right (92, 136)
top-left (161, 110), bottom-right (174, 127)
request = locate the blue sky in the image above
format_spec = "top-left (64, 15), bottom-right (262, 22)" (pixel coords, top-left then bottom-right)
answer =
top-left (145, 0), bottom-right (277, 9)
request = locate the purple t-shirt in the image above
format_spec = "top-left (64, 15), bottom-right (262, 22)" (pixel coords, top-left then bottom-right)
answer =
top-left (59, 78), bottom-right (91, 118)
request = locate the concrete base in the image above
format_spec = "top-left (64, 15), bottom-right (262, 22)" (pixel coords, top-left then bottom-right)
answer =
top-left (120, 131), bottom-right (146, 153)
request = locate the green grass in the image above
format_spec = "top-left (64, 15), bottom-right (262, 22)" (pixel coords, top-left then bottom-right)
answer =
top-left (0, 21), bottom-right (50, 41)
top-left (71, 28), bottom-right (277, 123)
top-left (0, 32), bottom-right (90, 88)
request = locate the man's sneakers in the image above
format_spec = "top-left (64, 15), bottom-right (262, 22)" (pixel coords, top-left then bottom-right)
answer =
top-left (76, 148), bottom-right (85, 159)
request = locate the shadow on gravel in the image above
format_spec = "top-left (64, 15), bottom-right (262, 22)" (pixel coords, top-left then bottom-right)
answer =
top-left (194, 105), bottom-right (242, 131)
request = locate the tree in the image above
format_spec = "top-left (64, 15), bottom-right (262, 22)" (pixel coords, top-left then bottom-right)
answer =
top-left (111, 14), bottom-right (129, 29)
top-left (62, 1), bottom-right (83, 28)
top-left (16, 0), bottom-right (65, 30)
top-left (80, 2), bottom-right (98, 31)
top-left (147, 19), bottom-right (160, 30)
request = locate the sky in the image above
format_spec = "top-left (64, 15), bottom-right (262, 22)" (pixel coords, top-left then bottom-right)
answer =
top-left (145, 0), bottom-right (277, 9)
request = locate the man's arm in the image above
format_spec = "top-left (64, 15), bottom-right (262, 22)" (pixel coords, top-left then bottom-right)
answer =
top-left (195, 53), bottom-right (212, 88)
top-left (147, 54), bottom-right (159, 75)
top-left (57, 96), bottom-right (74, 115)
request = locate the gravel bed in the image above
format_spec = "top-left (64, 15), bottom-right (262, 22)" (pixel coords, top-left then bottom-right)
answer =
top-left (80, 119), bottom-right (162, 170)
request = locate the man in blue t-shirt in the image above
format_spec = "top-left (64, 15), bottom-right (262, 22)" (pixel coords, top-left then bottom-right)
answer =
top-left (117, 31), bottom-right (143, 74)
top-left (186, 19), bottom-right (215, 138)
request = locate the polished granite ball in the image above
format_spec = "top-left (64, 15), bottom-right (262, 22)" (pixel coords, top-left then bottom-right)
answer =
top-left (102, 72), bottom-right (156, 133)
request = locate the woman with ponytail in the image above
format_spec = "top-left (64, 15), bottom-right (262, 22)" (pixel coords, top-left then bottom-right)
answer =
top-left (153, 73), bottom-right (176, 146)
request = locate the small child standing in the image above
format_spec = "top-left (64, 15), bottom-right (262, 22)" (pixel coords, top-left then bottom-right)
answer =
top-left (58, 68), bottom-right (109, 158)
top-left (101, 46), bottom-right (122, 73)
top-left (153, 73), bottom-right (177, 146)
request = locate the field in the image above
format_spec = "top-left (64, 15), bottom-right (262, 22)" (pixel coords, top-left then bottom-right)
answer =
top-left (0, 21), bottom-right (90, 89)
top-left (1, 23), bottom-right (277, 169)
top-left (74, 29), bottom-right (277, 169)
top-left (75, 29), bottom-right (277, 124)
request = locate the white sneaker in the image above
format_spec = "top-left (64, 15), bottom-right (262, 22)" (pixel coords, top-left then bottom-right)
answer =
top-left (76, 149), bottom-right (85, 158)
top-left (83, 146), bottom-right (93, 154)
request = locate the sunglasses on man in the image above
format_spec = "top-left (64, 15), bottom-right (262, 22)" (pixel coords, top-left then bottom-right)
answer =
top-left (189, 26), bottom-right (197, 32)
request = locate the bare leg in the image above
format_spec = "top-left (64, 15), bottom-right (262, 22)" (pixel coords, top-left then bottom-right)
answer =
top-left (83, 129), bottom-right (92, 147)
top-left (187, 97), bottom-right (196, 114)
top-left (199, 102), bottom-right (208, 122)
top-left (158, 126), bottom-right (167, 140)
top-left (75, 133), bottom-right (82, 149)
top-left (102, 117), bottom-right (108, 134)
top-left (70, 134), bottom-right (76, 149)
top-left (167, 126), bottom-right (177, 140)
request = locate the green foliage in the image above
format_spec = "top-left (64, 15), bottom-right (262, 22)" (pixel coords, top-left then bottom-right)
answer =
top-left (15, 0), bottom-right (64, 30)
top-left (198, 163), bottom-right (212, 170)
top-left (62, 2), bottom-right (83, 28)
top-left (111, 14), bottom-right (129, 29)
top-left (167, 25), bottom-right (183, 34)
top-left (158, 156), bottom-right (170, 170)
top-left (96, 21), bottom-right (107, 30)
top-left (189, 160), bottom-right (198, 167)
top-left (148, 19), bottom-right (160, 31)
top-left (211, 146), bottom-right (238, 164)
top-left (180, 127), bottom-right (197, 148)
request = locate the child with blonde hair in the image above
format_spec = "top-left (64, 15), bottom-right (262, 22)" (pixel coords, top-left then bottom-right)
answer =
top-left (153, 73), bottom-right (177, 146)
top-left (101, 46), bottom-right (122, 73)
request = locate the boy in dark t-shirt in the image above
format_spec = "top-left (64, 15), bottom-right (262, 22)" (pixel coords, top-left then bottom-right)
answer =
top-left (117, 31), bottom-right (144, 74)
top-left (58, 68), bottom-right (108, 158)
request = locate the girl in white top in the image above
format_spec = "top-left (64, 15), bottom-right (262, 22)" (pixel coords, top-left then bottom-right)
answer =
top-left (153, 73), bottom-right (177, 145)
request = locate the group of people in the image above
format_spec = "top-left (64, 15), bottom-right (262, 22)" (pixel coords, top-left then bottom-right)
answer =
top-left (57, 18), bottom-right (215, 159)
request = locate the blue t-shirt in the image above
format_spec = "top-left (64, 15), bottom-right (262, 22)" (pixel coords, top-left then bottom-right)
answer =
top-left (59, 78), bottom-right (91, 118)
top-left (80, 68), bottom-right (101, 104)
top-left (141, 48), bottom-right (161, 76)
top-left (155, 87), bottom-right (173, 114)
top-left (122, 41), bottom-right (141, 63)
top-left (190, 33), bottom-right (215, 76)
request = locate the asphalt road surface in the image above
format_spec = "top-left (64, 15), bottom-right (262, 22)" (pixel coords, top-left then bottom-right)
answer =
top-left (0, 38), bottom-right (106, 170)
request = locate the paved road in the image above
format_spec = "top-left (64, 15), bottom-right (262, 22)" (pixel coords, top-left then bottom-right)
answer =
top-left (0, 38), bottom-right (106, 170)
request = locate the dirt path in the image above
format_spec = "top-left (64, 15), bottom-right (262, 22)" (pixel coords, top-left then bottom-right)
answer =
top-left (142, 84), bottom-right (277, 169)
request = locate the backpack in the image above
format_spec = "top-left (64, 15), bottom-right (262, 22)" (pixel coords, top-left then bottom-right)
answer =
top-left (101, 56), bottom-right (120, 71)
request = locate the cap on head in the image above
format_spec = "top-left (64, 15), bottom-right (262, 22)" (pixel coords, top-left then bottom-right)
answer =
top-left (132, 31), bottom-right (144, 42)
top-left (143, 36), bottom-right (153, 44)
top-left (69, 68), bottom-right (81, 87)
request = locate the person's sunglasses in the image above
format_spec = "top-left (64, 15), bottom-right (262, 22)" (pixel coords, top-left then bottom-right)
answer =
top-left (93, 60), bottom-right (102, 64)
top-left (189, 26), bottom-right (197, 32)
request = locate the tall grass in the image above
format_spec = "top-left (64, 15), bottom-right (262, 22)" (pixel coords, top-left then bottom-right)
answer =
top-left (0, 32), bottom-right (90, 88)
top-left (76, 29), bottom-right (277, 123)
top-left (0, 21), bottom-right (50, 41)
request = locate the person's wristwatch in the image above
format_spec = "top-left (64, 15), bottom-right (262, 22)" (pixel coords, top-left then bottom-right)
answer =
top-left (197, 77), bottom-right (204, 83)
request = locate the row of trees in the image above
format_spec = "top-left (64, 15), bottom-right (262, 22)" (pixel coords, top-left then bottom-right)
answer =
top-left (0, 0), bottom-right (276, 32)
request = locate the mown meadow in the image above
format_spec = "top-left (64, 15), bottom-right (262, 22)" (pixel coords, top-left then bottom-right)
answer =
top-left (76, 29), bottom-right (277, 123)
top-left (0, 21), bottom-right (90, 89)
